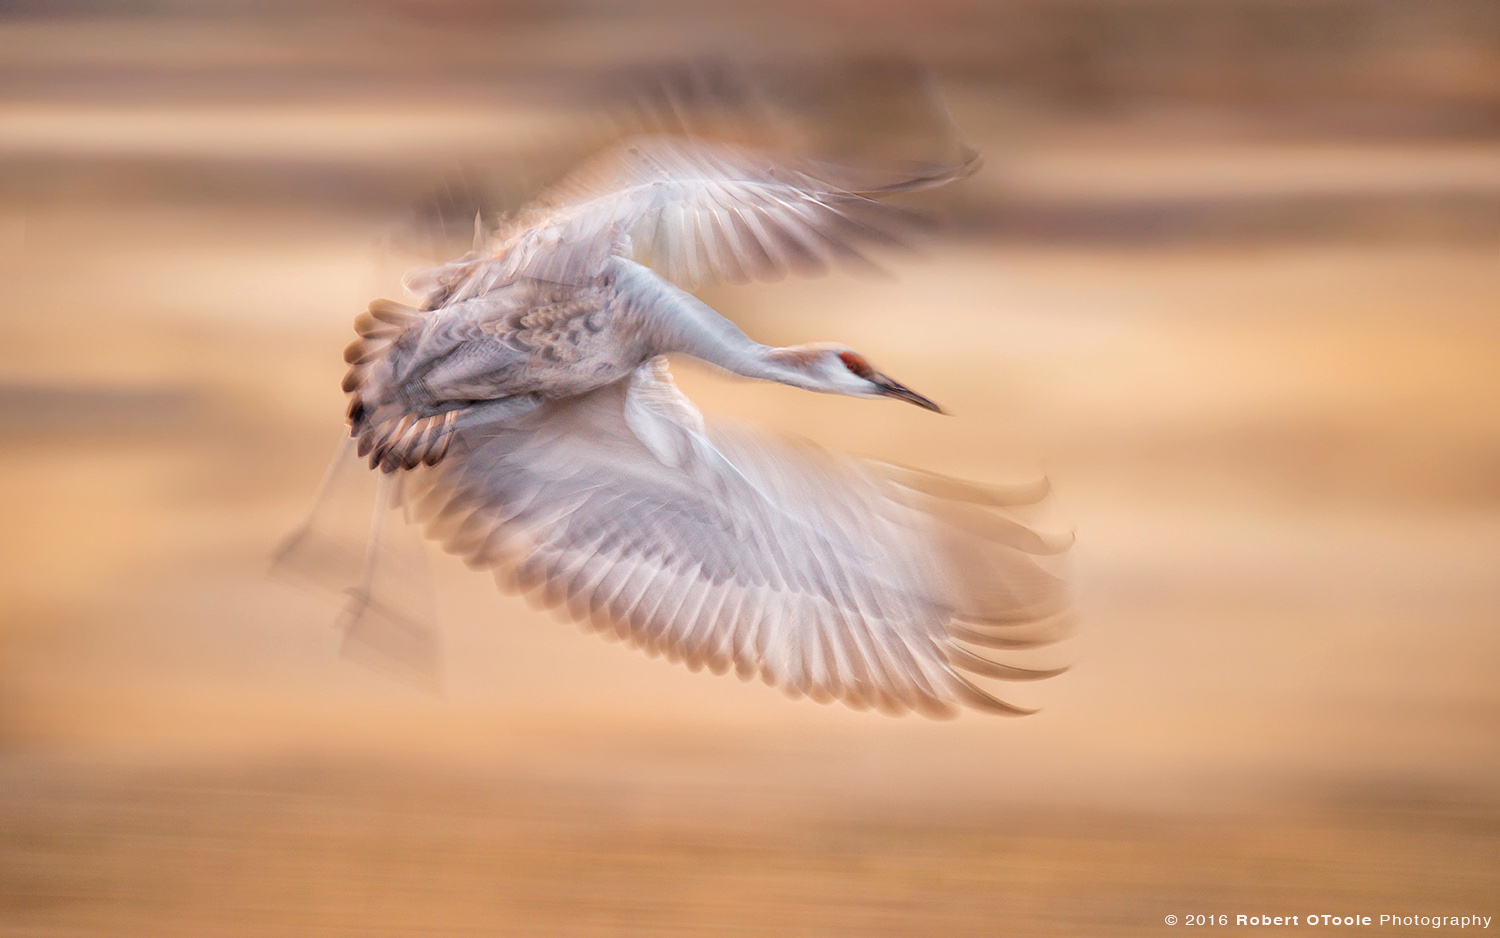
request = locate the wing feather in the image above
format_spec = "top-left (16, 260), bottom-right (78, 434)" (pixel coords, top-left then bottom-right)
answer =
top-left (409, 136), bottom-right (974, 304)
top-left (406, 359), bottom-right (1066, 716)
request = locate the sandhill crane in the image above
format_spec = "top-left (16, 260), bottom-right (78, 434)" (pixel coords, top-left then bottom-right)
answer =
top-left (331, 135), bottom-right (1070, 717)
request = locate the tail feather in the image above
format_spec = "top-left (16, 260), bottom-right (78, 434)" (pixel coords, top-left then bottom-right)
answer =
top-left (352, 404), bottom-right (458, 473)
top-left (342, 299), bottom-right (456, 472)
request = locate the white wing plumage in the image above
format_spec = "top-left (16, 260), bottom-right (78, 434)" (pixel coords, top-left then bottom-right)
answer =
top-left (405, 136), bottom-right (977, 306)
top-left (403, 359), bottom-right (1069, 717)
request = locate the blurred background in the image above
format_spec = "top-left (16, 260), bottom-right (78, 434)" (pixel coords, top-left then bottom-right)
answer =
top-left (2, 1), bottom-right (1497, 934)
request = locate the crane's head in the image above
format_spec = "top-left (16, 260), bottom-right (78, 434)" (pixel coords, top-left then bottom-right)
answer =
top-left (772, 344), bottom-right (944, 413)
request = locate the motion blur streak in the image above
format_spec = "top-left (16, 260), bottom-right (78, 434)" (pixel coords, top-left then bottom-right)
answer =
top-left (1, 2), bottom-right (1497, 935)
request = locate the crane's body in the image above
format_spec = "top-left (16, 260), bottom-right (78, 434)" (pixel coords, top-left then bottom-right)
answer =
top-left (323, 134), bottom-right (1070, 718)
top-left (376, 280), bottom-right (637, 404)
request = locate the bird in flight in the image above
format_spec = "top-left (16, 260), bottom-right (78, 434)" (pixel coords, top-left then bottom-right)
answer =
top-left (330, 134), bottom-right (1069, 717)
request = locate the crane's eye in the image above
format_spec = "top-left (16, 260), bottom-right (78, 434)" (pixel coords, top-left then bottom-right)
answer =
top-left (838, 351), bottom-right (874, 379)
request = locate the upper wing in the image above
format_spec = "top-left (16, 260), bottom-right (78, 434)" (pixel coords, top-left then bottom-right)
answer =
top-left (406, 136), bottom-right (978, 306)
top-left (403, 359), bottom-right (1069, 717)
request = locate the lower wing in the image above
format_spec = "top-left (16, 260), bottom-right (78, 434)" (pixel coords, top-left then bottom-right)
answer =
top-left (398, 363), bottom-right (1071, 717)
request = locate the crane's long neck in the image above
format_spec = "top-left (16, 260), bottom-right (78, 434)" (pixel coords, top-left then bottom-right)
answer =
top-left (613, 259), bottom-right (818, 389)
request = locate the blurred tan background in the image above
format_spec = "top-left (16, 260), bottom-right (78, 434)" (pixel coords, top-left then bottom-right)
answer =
top-left (2, 1), bottom-right (1497, 934)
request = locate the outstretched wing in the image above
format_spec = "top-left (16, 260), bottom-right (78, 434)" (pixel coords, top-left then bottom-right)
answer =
top-left (403, 359), bottom-right (1069, 718)
top-left (407, 135), bottom-right (978, 306)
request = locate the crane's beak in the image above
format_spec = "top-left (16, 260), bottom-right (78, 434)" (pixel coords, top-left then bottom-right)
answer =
top-left (876, 376), bottom-right (944, 414)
